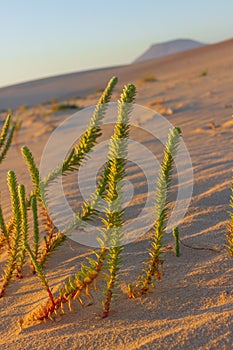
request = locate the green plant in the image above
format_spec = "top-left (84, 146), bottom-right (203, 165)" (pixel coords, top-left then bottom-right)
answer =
top-left (101, 84), bottom-right (136, 317)
top-left (0, 77), bottom-right (182, 331)
top-left (52, 102), bottom-right (80, 112)
top-left (200, 69), bottom-right (208, 77)
top-left (24, 241), bottom-right (55, 305)
top-left (0, 171), bottom-right (22, 297)
top-left (141, 74), bottom-right (157, 83)
top-left (21, 83), bottom-right (136, 327)
top-left (31, 196), bottom-right (40, 267)
top-left (0, 77), bottom-right (118, 298)
top-left (21, 146), bottom-right (41, 197)
top-left (128, 127), bottom-right (181, 298)
top-left (0, 115), bottom-right (15, 164)
top-left (0, 205), bottom-right (9, 250)
top-left (21, 145), bottom-right (64, 266)
top-left (172, 226), bottom-right (180, 257)
top-left (227, 225), bottom-right (233, 255)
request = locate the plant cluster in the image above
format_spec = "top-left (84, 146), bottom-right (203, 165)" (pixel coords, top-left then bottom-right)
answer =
top-left (0, 77), bottom-right (182, 330)
top-left (0, 114), bottom-right (16, 164)
top-left (0, 77), bottom-right (118, 296)
top-left (19, 83), bottom-right (136, 326)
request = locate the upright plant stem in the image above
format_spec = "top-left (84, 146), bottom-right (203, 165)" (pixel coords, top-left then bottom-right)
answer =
top-left (129, 127), bottom-right (181, 298)
top-left (172, 226), bottom-right (180, 257)
top-left (31, 196), bottom-right (39, 261)
top-left (24, 241), bottom-right (55, 307)
top-left (17, 184), bottom-right (28, 277)
top-left (0, 203), bottom-right (10, 249)
top-left (0, 115), bottom-right (16, 164)
top-left (101, 84), bottom-right (136, 317)
top-left (37, 77), bottom-right (118, 262)
top-left (0, 171), bottom-right (21, 297)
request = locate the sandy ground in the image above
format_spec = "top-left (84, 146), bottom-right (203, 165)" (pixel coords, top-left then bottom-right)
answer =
top-left (0, 38), bottom-right (233, 349)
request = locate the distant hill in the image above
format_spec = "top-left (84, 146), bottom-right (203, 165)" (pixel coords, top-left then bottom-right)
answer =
top-left (134, 39), bottom-right (206, 62)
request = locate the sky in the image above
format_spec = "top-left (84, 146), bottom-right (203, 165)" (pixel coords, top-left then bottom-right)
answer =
top-left (0, 0), bottom-right (232, 88)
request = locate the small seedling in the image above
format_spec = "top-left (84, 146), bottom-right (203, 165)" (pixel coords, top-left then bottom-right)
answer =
top-left (172, 227), bottom-right (180, 257)
top-left (200, 69), bottom-right (208, 77)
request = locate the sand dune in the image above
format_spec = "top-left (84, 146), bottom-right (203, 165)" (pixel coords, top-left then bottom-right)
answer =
top-left (0, 37), bottom-right (233, 349)
top-left (0, 38), bottom-right (232, 110)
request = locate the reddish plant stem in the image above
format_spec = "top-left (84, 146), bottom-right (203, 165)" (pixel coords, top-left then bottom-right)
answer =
top-left (31, 247), bottom-right (107, 323)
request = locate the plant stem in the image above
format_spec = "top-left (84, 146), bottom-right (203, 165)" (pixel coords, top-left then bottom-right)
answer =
top-left (129, 127), bottom-right (181, 297)
top-left (172, 227), bottom-right (180, 257)
top-left (101, 84), bottom-right (136, 317)
top-left (0, 171), bottom-right (21, 297)
top-left (24, 241), bottom-right (55, 307)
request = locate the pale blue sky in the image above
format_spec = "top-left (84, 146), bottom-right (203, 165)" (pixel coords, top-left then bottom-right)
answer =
top-left (0, 0), bottom-right (232, 87)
